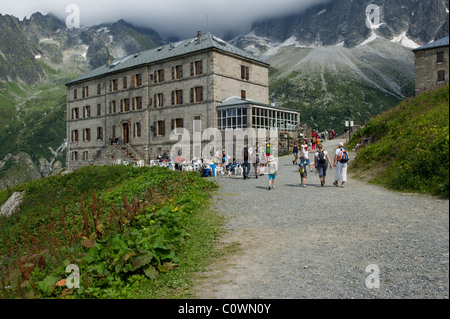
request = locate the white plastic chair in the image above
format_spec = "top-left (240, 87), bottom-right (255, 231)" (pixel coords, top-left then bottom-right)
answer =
top-left (150, 160), bottom-right (159, 167)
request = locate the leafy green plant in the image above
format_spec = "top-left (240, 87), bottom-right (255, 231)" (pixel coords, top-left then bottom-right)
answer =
top-left (0, 166), bottom-right (218, 299)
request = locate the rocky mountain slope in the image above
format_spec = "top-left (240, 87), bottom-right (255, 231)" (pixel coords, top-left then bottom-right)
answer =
top-left (250, 0), bottom-right (449, 47)
top-left (232, 0), bottom-right (449, 131)
top-left (0, 12), bottom-right (165, 190)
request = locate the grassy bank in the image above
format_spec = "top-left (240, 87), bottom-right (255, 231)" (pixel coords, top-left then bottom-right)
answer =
top-left (348, 85), bottom-right (449, 198)
top-left (0, 166), bottom-right (224, 298)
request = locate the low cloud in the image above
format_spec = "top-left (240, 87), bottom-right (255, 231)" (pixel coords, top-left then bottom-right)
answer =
top-left (1, 0), bottom-right (333, 39)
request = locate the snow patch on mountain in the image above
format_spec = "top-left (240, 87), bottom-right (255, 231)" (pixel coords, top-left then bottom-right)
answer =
top-left (390, 32), bottom-right (420, 49)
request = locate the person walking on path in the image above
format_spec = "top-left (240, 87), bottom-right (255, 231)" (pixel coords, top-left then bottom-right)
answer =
top-left (253, 145), bottom-right (261, 179)
top-left (243, 145), bottom-right (250, 180)
top-left (301, 139), bottom-right (308, 155)
top-left (267, 155), bottom-right (278, 190)
top-left (333, 142), bottom-right (349, 188)
top-left (265, 143), bottom-right (271, 161)
top-left (292, 141), bottom-right (299, 165)
top-left (311, 130), bottom-right (318, 151)
top-left (297, 155), bottom-right (308, 187)
top-left (314, 143), bottom-right (333, 187)
top-left (301, 141), bottom-right (312, 172)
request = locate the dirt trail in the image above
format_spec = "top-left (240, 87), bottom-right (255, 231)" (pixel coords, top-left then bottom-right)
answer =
top-left (192, 138), bottom-right (449, 299)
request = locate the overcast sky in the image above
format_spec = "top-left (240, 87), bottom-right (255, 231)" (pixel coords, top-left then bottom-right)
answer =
top-left (1, 0), bottom-right (332, 38)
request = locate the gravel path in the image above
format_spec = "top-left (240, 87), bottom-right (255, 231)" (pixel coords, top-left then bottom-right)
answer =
top-left (192, 138), bottom-right (449, 299)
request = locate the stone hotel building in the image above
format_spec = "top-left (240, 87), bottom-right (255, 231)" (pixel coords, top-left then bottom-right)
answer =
top-left (412, 36), bottom-right (449, 95)
top-left (66, 32), bottom-right (300, 170)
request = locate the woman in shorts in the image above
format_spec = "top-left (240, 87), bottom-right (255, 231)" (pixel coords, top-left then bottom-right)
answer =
top-left (314, 144), bottom-right (333, 186)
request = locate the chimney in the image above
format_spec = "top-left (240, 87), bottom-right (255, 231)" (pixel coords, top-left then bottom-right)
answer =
top-left (106, 57), bottom-right (111, 66)
top-left (197, 31), bottom-right (202, 43)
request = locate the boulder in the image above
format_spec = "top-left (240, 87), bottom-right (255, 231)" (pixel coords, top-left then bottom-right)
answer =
top-left (0, 191), bottom-right (25, 218)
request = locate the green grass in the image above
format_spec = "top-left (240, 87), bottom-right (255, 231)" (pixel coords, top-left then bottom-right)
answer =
top-left (0, 166), bottom-right (226, 299)
top-left (269, 66), bottom-right (404, 133)
top-left (348, 84), bottom-right (449, 198)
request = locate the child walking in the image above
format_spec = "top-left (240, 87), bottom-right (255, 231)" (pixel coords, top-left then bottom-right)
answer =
top-left (267, 155), bottom-right (278, 190)
top-left (297, 155), bottom-right (308, 187)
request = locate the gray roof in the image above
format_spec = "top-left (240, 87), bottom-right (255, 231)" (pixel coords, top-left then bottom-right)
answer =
top-left (413, 36), bottom-right (449, 52)
top-left (66, 33), bottom-right (268, 85)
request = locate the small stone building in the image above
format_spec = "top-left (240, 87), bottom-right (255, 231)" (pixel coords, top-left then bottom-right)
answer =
top-left (65, 32), bottom-right (300, 170)
top-left (412, 36), bottom-right (449, 95)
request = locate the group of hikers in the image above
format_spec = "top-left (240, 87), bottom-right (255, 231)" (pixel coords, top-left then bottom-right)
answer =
top-left (291, 140), bottom-right (349, 189)
top-left (215, 138), bottom-right (349, 190)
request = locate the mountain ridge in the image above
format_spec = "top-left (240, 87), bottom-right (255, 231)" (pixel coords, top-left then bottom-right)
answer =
top-left (250, 0), bottom-right (449, 48)
top-left (0, 3), bottom-right (448, 190)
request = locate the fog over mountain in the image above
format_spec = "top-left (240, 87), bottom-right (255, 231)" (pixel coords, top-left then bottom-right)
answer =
top-left (0, 0), bottom-right (333, 39)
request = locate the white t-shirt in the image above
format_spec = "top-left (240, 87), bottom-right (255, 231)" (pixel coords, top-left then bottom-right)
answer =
top-left (315, 150), bottom-right (328, 157)
top-left (335, 147), bottom-right (346, 156)
top-left (301, 144), bottom-right (308, 157)
top-left (315, 150), bottom-right (328, 164)
top-left (335, 148), bottom-right (348, 164)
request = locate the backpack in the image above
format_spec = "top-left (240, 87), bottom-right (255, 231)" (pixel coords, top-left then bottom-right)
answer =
top-left (269, 162), bottom-right (276, 174)
top-left (338, 148), bottom-right (349, 163)
top-left (318, 151), bottom-right (326, 164)
top-left (299, 161), bottom-right (306, 174)
top-left (255, 153), bottom-right (260, 164)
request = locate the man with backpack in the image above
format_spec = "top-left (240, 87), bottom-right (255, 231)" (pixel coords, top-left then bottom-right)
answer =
top-left (333, 142), bottom-right (349, 188)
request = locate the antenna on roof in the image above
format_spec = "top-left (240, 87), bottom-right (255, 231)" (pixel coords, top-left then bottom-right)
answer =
top-left (205, 6), bottom-right (209, 33)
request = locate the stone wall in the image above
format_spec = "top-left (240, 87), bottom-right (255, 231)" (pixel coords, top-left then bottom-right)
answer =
top-left (414, 45), bottom-right (449, 95)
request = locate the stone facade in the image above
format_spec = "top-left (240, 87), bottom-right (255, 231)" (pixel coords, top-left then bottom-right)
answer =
top-left (66, 32), bottom-right (299, 170)
top-left (413, 37), bottom-right (449, 95)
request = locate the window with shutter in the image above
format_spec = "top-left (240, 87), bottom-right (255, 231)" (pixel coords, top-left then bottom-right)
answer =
top-left (437, 51), bottom-right (444, 63)
top-left (195, 61), bottom-right (203, 75)
top-left (437, 70), bottom-right (445, 82)
top-left (157, 121), bottom-right (165, 136)
top-left (136, 74), bottom-right (142, 86)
